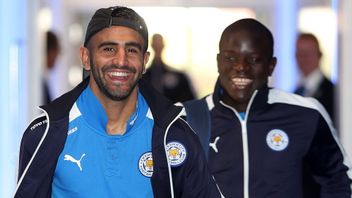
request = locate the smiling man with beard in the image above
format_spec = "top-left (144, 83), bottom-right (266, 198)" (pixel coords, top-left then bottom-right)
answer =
top-left (15, 6), bottom-right (222, 198)
top-left (183, 18), bottom-right (352, 198)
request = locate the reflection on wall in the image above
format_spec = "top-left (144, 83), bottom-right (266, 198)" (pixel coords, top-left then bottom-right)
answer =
top-left (38, 7), bottom-right (53, 32)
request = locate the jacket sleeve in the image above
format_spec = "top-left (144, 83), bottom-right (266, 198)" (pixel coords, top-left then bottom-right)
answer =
top-left (169, 119), bottom-right (223, 198)
top-left (18, 115), bottom-right (48, 181)
top-left (305, 114), bottom-right (352, 197)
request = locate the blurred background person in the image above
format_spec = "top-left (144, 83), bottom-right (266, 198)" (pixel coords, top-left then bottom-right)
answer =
top-left (43, 30), bottom-right (61, 104)
top-left (294, 33), bottom-right (335, 120)
top-left (143, 33), bottom-right (196, 103)
top-left (294, 33), bottom-right (337, 198)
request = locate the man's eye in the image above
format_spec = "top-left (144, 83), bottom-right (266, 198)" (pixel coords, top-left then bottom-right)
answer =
top-left (103, 47), bottom-right (115, 53)
top-left (126, 47), bottom-right (140, 54)
top-left (247, 57), bottom-right (259, 64)
top-left (225, 56), bottom-right (236, 63)
top-left (127, 48), bottom-right (137, 53)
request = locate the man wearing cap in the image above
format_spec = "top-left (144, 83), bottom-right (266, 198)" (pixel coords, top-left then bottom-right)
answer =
top-left (14, 6), bottom-right (222, 198)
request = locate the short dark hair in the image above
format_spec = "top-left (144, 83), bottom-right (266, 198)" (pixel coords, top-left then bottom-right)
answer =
top-left (84, 6), bottom-right (148, 52)
top-left (46, 31), bottom-right (60, 53)
top-left (297, 32), bottom-right (321, 55)
top-left (220, 18), bottom-right (274, 58)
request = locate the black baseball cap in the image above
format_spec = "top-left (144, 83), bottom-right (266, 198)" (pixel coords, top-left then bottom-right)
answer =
top-left (83, 6), bottom-right (148, 51)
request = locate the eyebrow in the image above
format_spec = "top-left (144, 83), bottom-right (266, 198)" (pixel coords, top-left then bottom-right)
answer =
top-left (98, 41), bottom-right (142, 51)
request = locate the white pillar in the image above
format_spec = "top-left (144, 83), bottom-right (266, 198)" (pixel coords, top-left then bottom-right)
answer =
top-left (0, 0), bottom-right (42, 197)
top-left (339, 0), bottom-right (352, 159)
top-left (270, 0), bottom-right (298, 92)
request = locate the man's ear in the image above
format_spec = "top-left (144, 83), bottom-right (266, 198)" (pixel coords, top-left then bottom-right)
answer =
top-left (217, 53), bottom-right (220, 73)
top-left (143, 51), bottom-right (150, 74)
top-left (268, 57), bottom-right (277, 76)
top-left (80, 46), bottom-right (91, 71)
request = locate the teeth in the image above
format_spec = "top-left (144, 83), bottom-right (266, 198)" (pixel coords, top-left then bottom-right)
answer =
top-left (109, 72), bottom-right (128, 77)
top-left (232, 78), bottom-right (253, 87)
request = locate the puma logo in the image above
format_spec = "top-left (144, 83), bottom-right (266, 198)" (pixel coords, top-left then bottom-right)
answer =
top-left (209, 136), bottom-right (220, 153)
top-left (64, 153), bottom-right (86, 171)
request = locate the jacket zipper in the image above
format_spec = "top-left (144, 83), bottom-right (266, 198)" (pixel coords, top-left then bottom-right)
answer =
top-left (163, 109), bottom-right (184, 198)
top-left (220, 90), bottom-right (257, 198)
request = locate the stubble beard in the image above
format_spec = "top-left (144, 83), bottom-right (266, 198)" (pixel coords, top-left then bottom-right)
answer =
top-left (90, 59), bottom-right (142, 101)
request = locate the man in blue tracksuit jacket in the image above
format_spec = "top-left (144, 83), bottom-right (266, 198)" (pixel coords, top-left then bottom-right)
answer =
top-left (184, 18), bottom-right (352, 198)
top-left (14, 6), bottom-right (221, 198)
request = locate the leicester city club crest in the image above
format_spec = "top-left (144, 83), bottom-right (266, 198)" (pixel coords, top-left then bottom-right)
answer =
top-left (266, 129), bottom-right (289, 151)
top-left (138, 152), bottom-right (153, 177)
top-left (166, 142), bottom-right (187, 167)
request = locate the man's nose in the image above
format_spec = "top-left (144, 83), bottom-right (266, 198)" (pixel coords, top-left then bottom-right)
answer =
top-left (113, 48), bottom-right (128, 66)
top-left (233, 61), bottom-right (248, 72)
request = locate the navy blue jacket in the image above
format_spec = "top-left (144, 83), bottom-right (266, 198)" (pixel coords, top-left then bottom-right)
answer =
top-left (14, 78), bottom-right (221, 198)
top-left (188, 80), bottom-right (351, 198)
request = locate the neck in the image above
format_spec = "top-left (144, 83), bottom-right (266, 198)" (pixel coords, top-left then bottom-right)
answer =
top-left (90, 82), bottom-right (138, 135)
top-left (224, 97), bottom-right (248, 113)
top-left (152, 56), bottom-right (163, 64)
